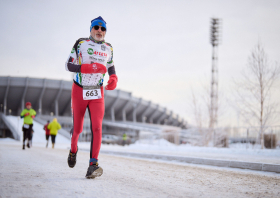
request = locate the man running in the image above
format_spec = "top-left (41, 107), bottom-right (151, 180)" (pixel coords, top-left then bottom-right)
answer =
top-left (20, 102), bottom-right (36, 150)
top-left (47, 118), bottom-right (61, 149)
top-left (65, 16), bottom-right (118, 178)
top-left (44, 120), bottom-right (50, 148)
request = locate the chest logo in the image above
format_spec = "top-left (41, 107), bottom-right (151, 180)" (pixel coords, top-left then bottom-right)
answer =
top-left (87, 48), bottom-right (94, 55)
top-left (94, 51), bottom-right (107, 57)
top-left (101, 45), bottom-right (106, 51)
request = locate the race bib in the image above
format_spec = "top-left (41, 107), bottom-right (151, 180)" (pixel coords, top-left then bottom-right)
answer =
top-left (23, 124), bottom-right (29, 129)
top-left (83, 86), bottom-right (102, 100)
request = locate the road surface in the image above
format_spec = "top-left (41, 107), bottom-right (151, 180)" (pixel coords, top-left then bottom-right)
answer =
top-left (0, 143), bottom-right (280, 198)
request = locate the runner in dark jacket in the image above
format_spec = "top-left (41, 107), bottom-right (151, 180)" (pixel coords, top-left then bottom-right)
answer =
top-left (44, 120), bottom-right (50, 148)
top-left (20, 102), bottom-right (36, 150)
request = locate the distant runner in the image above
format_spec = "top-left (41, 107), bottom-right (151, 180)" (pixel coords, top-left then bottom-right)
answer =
top-left (20, 102), bottom-right (36, 150)
top-left (122, 133), bottom-right (127, 146)
top-left (65, 16), bottom-right (118, 178)
top-left (47, 118), bottom-right (61, 149)
top-left (44, 120), bottom-right (50, 148)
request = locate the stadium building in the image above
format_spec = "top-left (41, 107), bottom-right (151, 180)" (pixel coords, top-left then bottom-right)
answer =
top-left (0, 76), bottom-right (187, 144)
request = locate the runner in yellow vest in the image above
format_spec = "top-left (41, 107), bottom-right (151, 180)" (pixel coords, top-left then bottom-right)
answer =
top-left (20, 102), bottom-right (36, 150)
top-left (122, 133), bottom-right (127, 146)
top-left (47, 118), bottom-right (61, 148)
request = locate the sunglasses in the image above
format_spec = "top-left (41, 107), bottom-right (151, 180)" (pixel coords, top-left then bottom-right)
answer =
top-left (93, 25), bottom-right (106, 32)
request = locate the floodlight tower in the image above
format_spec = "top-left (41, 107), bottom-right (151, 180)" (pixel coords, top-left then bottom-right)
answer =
top-left (209, 18), bottom-right (222, 143)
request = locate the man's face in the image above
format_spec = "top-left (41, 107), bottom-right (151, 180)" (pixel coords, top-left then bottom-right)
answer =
top-left (90, 26), bottom-right (106, 41)
top-left (26, 105), bottom-right (31, 109)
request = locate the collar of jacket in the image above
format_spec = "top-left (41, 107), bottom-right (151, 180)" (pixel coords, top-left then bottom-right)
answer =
top-left (89, 36), bottom-right (105, 44)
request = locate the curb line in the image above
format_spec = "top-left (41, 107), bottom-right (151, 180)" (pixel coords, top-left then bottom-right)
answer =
top-left (99, 150), bottom-right (280, 173)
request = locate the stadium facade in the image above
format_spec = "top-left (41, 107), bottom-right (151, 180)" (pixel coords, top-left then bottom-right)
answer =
top-left (0, 76), bottom-right (187, 143)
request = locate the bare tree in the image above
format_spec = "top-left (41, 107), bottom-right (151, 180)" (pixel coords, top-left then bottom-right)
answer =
top-left (190, 88), bottom-right (208, 146)
top-left (190, 85), bottom-right (226, 146)
top-left (233, 43), bottom-right (280, 149)
top-left (191, 89), bottom-right (203, 131)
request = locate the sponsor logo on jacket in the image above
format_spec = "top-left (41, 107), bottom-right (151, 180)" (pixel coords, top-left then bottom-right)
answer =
top-left (89, 56), bottom-right (98, 61)
top-left (94, 51), bottom-right (107, 57)
top-left (87, 48), bottom-right (107, 57)
top-left (87, 48), bottom-right (94, 55)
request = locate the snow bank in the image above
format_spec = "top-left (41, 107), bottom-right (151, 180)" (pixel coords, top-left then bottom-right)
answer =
top-left (0, 137), bottom-right (18, 142)
top-left (97, 138), bottom-right (280, 164)
top-left (134, 138), bottom-right (174, 146)
top-left (120, 138), bottom-right (280, 157)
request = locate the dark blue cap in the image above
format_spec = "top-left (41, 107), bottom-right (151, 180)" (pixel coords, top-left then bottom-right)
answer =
top-left (90, 16), bottom-right (107, 32)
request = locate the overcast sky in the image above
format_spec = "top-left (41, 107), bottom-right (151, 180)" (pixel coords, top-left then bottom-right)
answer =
top-left (0, 0), bottom-right (279, 127)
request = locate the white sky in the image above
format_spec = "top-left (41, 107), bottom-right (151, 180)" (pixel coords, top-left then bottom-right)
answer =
top-left (0, 0), bottom-right (280, 127)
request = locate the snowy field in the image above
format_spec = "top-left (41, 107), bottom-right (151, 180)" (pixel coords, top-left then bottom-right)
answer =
top-left (1, 143), bottom-right (280, 198)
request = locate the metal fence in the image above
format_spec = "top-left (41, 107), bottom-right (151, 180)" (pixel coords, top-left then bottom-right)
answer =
top-left (226, 126), bottom-right (280, 143)
top-left (180, 125), bottom-right (280, 147)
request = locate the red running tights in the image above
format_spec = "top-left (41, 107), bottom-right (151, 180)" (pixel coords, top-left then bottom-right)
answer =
top-left (70, 82), bottom-right (104, 160)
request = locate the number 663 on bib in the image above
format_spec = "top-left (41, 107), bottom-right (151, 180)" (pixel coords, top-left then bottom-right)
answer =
top-left (83, 86), bottom-right (102, 100)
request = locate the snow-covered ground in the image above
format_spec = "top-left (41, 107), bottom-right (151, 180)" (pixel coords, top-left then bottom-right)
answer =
top-left (1, 118), bottom-right (280, 197)
top-left (1, 143), bottom-right (280, 198)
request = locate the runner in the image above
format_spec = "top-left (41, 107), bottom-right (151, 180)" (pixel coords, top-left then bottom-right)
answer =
top-left (43, 120), bottom-right (50, 148)
top-left (47, 118), bottom-right (61, 149)
top-left (20, 102), bottom-right (36, 150)
top-left (122, 133), bottom-right (127, 146)
top-left (65, 16), bottom-right (118, 178)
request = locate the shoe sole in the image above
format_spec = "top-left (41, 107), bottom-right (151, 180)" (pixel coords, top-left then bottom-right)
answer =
top-left (67, 158), bottom-right (76, 168)
top-left (85, 167), bottom-right (103, 179)
top-left (68, 149), bottom-right (78, 168)
top-left (68, 163), bottom-right (76, 168)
